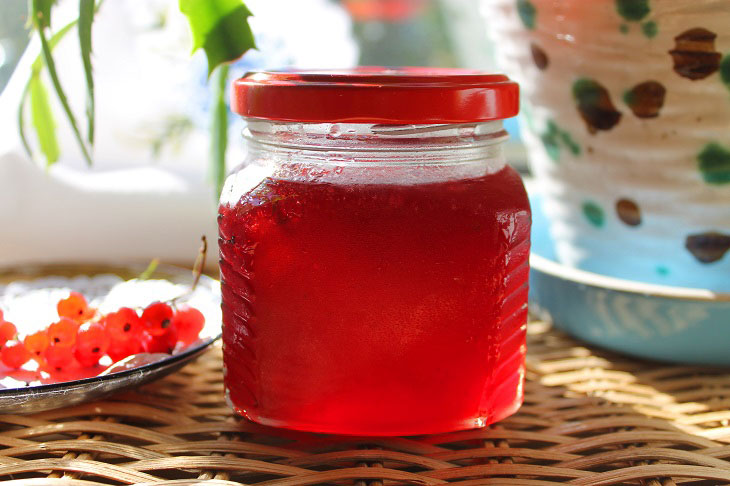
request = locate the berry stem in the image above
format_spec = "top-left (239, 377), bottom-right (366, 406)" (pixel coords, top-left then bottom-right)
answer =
top-left (167, 235), bottom-right (208, 307)
top-left (191, 235), bottom-right (207, 292)
top-left (138, 258), bottom-right (160, 280)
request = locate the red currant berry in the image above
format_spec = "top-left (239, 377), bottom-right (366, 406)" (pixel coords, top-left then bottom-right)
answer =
top-left (104, 307), bottom-right (143, 341)
top-left (43, 344), bottom-right (75, 370)
top-left (107, 338), bottom-right (143, 363)
top-left (141, 302), bottom-right (174, 337)
top-left (142, 325), bottom-right (178, 354)
top-left (1, 341), bottom-right (31, 369)
top-left (24, 331), bottom-right (50, 360)
top-left (74, 323), bottom-right (111, 367)
top-left (57, 291), bottom-right (95, 323)
top-left (47, 317), bottom-right (80, 348)
top-left (0, 321), bottom-right (17, 345)
top-left (171, 306), bottom-right (205, 346)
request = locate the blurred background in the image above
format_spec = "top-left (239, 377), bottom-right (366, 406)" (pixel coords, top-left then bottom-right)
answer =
top-left (0, 0), bottom-right (526, 152)
top-left (0, 0), bottom-right (526, 268)
top-left (0, 0), bottom-right (510, 92)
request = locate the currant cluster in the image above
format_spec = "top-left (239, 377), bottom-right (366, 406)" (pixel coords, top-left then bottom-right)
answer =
top-left (0, 292), bottom-right (205, 372)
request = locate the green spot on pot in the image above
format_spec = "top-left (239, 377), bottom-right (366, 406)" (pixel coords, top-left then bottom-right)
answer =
top-left (516, 0), bottom-right (536, 30)
top-left (619, 23), bottom-right (629, 34)
top-left (573, 79), bottom-right (602, 105)
top-left (559, 131), bottom-right (581, 155)
top-left (540, 120), bottom-right (560, 161)
top-left (720, 54), bottom-right (730, 90)
top-left (582, 201), bottom-right (605, 228)
top-left (623, 89), bottom-right (635, 106)
top-left (698, 142), bottom-right (730, 184)
top-left (656, 265), bottom-right (670, 276)
top-left (615, 0), bottom-right (650, 22)
top-left (540, 120), bottom-right (581, 161)
top-left (541, 132), bottom-right (560, 162)
top-left (641, 20), bottom-right (657, 38)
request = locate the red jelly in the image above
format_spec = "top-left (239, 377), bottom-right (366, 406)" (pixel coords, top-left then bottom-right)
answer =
top-left (221, 69), bottom-right (529, 435)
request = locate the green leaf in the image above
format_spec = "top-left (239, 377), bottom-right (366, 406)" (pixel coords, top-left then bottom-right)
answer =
top-left (31, 0), bottom-right (55, 29)
top-left (79, 0), bottom-right (95, 145)
top-left (179, 0), bottom-right (256, 76)
top-left (211, 64), bottom-right (229, 197)
top-left (29, 75), bottom-right (60, 165)
top-left (31, 19), bottom-right (77, 74)
top-left (35, 13), bottom-right (92, 166)
top-left (21, 1), bottom-right (105, 166)
top-left (19, 19), bottom-right (75, 162)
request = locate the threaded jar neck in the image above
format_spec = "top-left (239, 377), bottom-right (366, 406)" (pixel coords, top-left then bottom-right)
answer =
top-left (243, 120), bottom-right (508, 166)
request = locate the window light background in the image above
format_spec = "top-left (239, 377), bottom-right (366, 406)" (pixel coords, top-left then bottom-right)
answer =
top-left (0, 0), bottom-right (527, 268)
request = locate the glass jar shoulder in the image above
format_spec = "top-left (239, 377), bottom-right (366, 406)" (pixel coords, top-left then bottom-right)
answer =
top-left (221, 158), bottom-right (528, 217)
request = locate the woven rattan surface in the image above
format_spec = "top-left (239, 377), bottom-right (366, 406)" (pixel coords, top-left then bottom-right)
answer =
top-left (1, 320), bottom-right (729, 486)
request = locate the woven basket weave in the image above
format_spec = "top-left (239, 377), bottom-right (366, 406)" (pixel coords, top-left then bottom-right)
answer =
top-left (0, 319), bottom-right (729, 485)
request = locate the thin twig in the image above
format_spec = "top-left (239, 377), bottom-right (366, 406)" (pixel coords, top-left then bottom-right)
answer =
top-left (191, 236), bottom-right (208, 292)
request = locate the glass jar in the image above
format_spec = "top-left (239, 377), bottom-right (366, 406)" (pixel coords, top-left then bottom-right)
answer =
top-left (219, 69), bottom-right (530, 436)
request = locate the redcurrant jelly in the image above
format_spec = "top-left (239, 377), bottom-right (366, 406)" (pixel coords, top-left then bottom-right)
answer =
top-left (220, 69), bottom-right (529, 435)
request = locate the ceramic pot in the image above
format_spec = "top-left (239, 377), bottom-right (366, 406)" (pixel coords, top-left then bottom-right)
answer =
top-left (485, 0), bottom-right (730, 291)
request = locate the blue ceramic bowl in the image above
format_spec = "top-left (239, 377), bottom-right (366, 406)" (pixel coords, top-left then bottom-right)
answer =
top-left (529, 193), bottom-right (730, 366)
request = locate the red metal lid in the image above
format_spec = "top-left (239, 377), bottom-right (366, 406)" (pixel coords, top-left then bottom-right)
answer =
top-left (231, 67), bottom-right (519, 124)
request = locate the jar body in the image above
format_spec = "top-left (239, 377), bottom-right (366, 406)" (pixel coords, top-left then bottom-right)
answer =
top-left (218, 121), bottom-right (530, 435)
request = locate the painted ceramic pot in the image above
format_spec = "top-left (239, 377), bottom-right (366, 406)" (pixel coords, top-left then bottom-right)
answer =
top-left (486, 0), bottom-right (730, 291)
top-left (529, 189), bottom-right (730, 366)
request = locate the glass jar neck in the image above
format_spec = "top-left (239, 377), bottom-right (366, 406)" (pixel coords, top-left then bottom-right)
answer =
top-left (243, 120), bottom-right (508, 167)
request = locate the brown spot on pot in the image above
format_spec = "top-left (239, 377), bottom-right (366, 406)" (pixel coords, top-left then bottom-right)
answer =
top-left (686, 231), bottom-right (730, 263)
top-left (624, 81), bottom-right (666, 118)
top-left (530, 43), bottom-right (549, 70)
top-left (572, 78), bottom-right (622, 134)
top-left (616, 199), bottom-right (642, 226)
top-left (669, 27), bottom-right (721, 80)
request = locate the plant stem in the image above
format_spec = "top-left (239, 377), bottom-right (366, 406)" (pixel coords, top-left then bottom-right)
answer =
top-left (18, 81), bottom-right (33, 158)
top-left (79, 0), bottom-right (95, 145)
top-left (211, 64), bottom-right (229, 198)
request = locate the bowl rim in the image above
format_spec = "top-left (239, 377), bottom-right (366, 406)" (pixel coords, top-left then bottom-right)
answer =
top-left (0, 262), bottom-right (222, 398)
top-left (530, 253), bottom-right (730, 302)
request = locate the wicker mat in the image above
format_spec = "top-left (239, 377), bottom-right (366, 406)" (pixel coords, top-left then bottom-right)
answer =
top-left (0, 320), bottom-right (729, 486)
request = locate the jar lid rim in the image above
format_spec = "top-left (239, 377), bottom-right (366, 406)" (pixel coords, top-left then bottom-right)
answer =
top-left (231, 67), bottom-right (519, 124)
